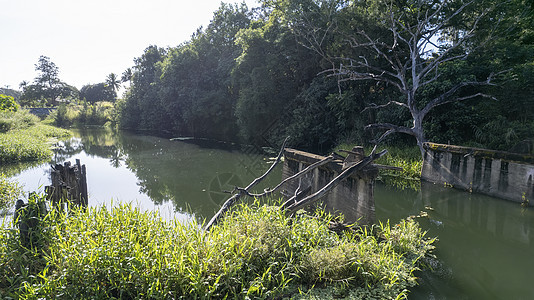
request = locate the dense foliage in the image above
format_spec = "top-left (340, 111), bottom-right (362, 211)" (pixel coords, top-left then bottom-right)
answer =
top-left (114, 0), bottom-right (533, 154)
top-left (0, 94), bottom-right (19, 112)
top-left (79, 83), bottom-right (116, 103)
top-left (0, 197), bottom-right (435, 299)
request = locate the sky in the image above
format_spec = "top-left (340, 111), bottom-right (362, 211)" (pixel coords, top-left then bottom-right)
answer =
top-left (0, 0), bottom-right (258, 91)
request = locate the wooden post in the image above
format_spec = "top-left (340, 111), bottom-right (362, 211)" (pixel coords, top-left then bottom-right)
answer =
top-left (46, 160), bottom-right (88, 211)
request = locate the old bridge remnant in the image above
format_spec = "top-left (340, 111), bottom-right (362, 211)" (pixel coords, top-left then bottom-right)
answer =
top-left (282, 147), bottom-right (380, 225)
top-left (422, 143), bottom-right (534, 205)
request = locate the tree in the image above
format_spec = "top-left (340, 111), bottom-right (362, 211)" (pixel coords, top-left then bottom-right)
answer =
top-left (0, 94), bottom-right (19, 112)
top-left (20, 56), bottom-right (77, 106)
top-left (106, 73), bottom-right (120, 97)
top-left (34, 55), bottom-right (62, 101)
top-left (80, 83), bottom-right (116, 103)
top-left (272, 0), bottom-right (503, 157)
top-left (121, 68), bottom-right (133, 84)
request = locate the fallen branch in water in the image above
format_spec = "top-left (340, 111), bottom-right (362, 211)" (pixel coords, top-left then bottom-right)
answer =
top-left (205, 143), bottom-right (386, 231)
top-left (281, 146), bottom-right (387, 214)
top-left (204, 137), bottom-right (289, 231)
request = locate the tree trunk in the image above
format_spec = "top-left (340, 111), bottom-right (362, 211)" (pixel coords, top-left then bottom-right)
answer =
top-left (412, 114), bottom-right (426, 158)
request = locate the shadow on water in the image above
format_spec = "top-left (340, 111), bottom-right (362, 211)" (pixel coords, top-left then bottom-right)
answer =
top-left (376, 182), bottom-right (534, 299)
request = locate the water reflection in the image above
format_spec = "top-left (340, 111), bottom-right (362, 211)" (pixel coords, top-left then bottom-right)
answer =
top-left (0, 128), bottom-right (279, 222)
top-left (3, 128), bottom-right (534, 298)
top-left (376, 182), bottom-right (534, 299)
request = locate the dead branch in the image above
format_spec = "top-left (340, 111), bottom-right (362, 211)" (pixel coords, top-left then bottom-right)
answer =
top-left (281, 147), bottom-right (387, 214)
top-left (204, 137), bottom-right (289, 231)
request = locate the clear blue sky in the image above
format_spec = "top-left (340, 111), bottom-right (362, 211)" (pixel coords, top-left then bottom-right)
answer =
top-left (0, 0), bottom-right (258, 91)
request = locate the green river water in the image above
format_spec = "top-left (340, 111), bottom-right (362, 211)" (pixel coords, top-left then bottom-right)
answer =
top-left (1, 128), bottom-right (533, 299)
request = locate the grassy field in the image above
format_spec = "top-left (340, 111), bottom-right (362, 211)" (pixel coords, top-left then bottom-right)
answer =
top-left (0, 196), bottom-right (436, 299)
top-left (0, 110), bottom-right (71, 163)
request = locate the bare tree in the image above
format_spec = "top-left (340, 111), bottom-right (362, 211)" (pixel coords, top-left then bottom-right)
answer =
top-left (278, 0), bottom-right (501, 157)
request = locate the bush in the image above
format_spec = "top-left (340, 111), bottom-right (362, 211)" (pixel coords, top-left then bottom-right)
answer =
top-left (48, 102), bottom-right (116, 127)
top-left (0, 94), bottom-right (19, 112)
top-left (0, 110), bottom-right (39, 133)
top-left (0, 200), bottom-right (436, 299)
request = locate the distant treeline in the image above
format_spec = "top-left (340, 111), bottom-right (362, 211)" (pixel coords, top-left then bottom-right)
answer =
top-left (117, 1), bottom-right (534, 153)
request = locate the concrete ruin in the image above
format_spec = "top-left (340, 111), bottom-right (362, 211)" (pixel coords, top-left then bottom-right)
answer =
top-left (421, 142), bottom-right (534, 205)
top-left (282, 148), bottom-right (379, 224)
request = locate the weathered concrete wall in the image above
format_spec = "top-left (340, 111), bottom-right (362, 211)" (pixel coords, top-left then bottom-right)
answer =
top-left (421, 143), bottom-right (534, 205)
top-left (282, 148), bottom-right (378, 225)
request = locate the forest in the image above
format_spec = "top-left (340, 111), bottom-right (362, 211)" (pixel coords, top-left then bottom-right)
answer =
top-left (8, 0), bottom-right (534, 155)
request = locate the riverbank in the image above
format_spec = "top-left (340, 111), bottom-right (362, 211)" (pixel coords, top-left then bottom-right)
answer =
top-left (0, 196), bottom-right (435, 299)
top-left (0, 110), bottom-right (71, 163)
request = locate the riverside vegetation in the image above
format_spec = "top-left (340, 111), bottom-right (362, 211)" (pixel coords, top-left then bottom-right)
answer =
top-left (0, 109), bottom-right (71, 163)
top-left (0, 195), bottom-right (436, 299)
top-left (338, 144), bottom-right (423, 190)
top-left (0, 105), bottom-right (70, 210)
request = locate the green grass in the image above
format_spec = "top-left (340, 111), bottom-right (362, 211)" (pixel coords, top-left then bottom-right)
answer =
top-left (0, 173), bottom-right (22, 211)
top-left (0, 197), bottom-right (436, 299)
top-left (0, 122), bottom-right (71, 163)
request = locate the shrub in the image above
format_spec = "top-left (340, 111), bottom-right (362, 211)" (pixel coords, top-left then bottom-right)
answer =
top-left (0, 94), bottom-right (19, 112)
top-left (48, 102), bottom-right (115, 127)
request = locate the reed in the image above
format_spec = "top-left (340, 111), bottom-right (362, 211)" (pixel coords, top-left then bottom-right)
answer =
top-left (0, 197), bottom-right (435, 299)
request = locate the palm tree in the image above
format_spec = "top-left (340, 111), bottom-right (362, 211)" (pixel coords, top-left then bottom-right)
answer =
top-left (121, 68), bottom-right (133, 84)
top-left (106, 73), bottom-right (120, 93)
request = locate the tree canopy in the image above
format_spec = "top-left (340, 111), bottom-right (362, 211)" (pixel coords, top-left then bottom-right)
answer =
top-left (116, 0), bottom-right (533, 154)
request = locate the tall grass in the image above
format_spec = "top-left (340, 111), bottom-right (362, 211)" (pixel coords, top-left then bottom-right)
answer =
top-left (0, 198), bottom-right (435, 299)
top-left (0, 173), bottom-right (22, 211)
top-left (0, 110), bottom-right (71, 163)
top-left (0, 110), bottom-right (39, 133)
top-left (0, 124), bottom-right (71, 163)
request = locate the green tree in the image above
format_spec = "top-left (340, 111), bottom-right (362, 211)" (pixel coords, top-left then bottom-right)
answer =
top-left (20, 56), bottom-right (78, 106)
top-left (120, 46), bottom-right (167, 130)
top-left (232, 16), bottom-right (322, 145)
top-left (0, 94), bottom-right (19, 112)
top-left (159, 3), bottom-right (252, 139)
top-left (80, 83), bottom-right (116, 103)
top-left (269, 0), bottom-right (505, 157)
top-left (106, 73), bottom-right (120, 97)
top-left (121, 68), bottom-right (133, 84)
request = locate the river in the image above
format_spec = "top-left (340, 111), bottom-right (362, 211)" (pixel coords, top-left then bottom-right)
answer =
top-left (1, 128), bottom-right (533, 299)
